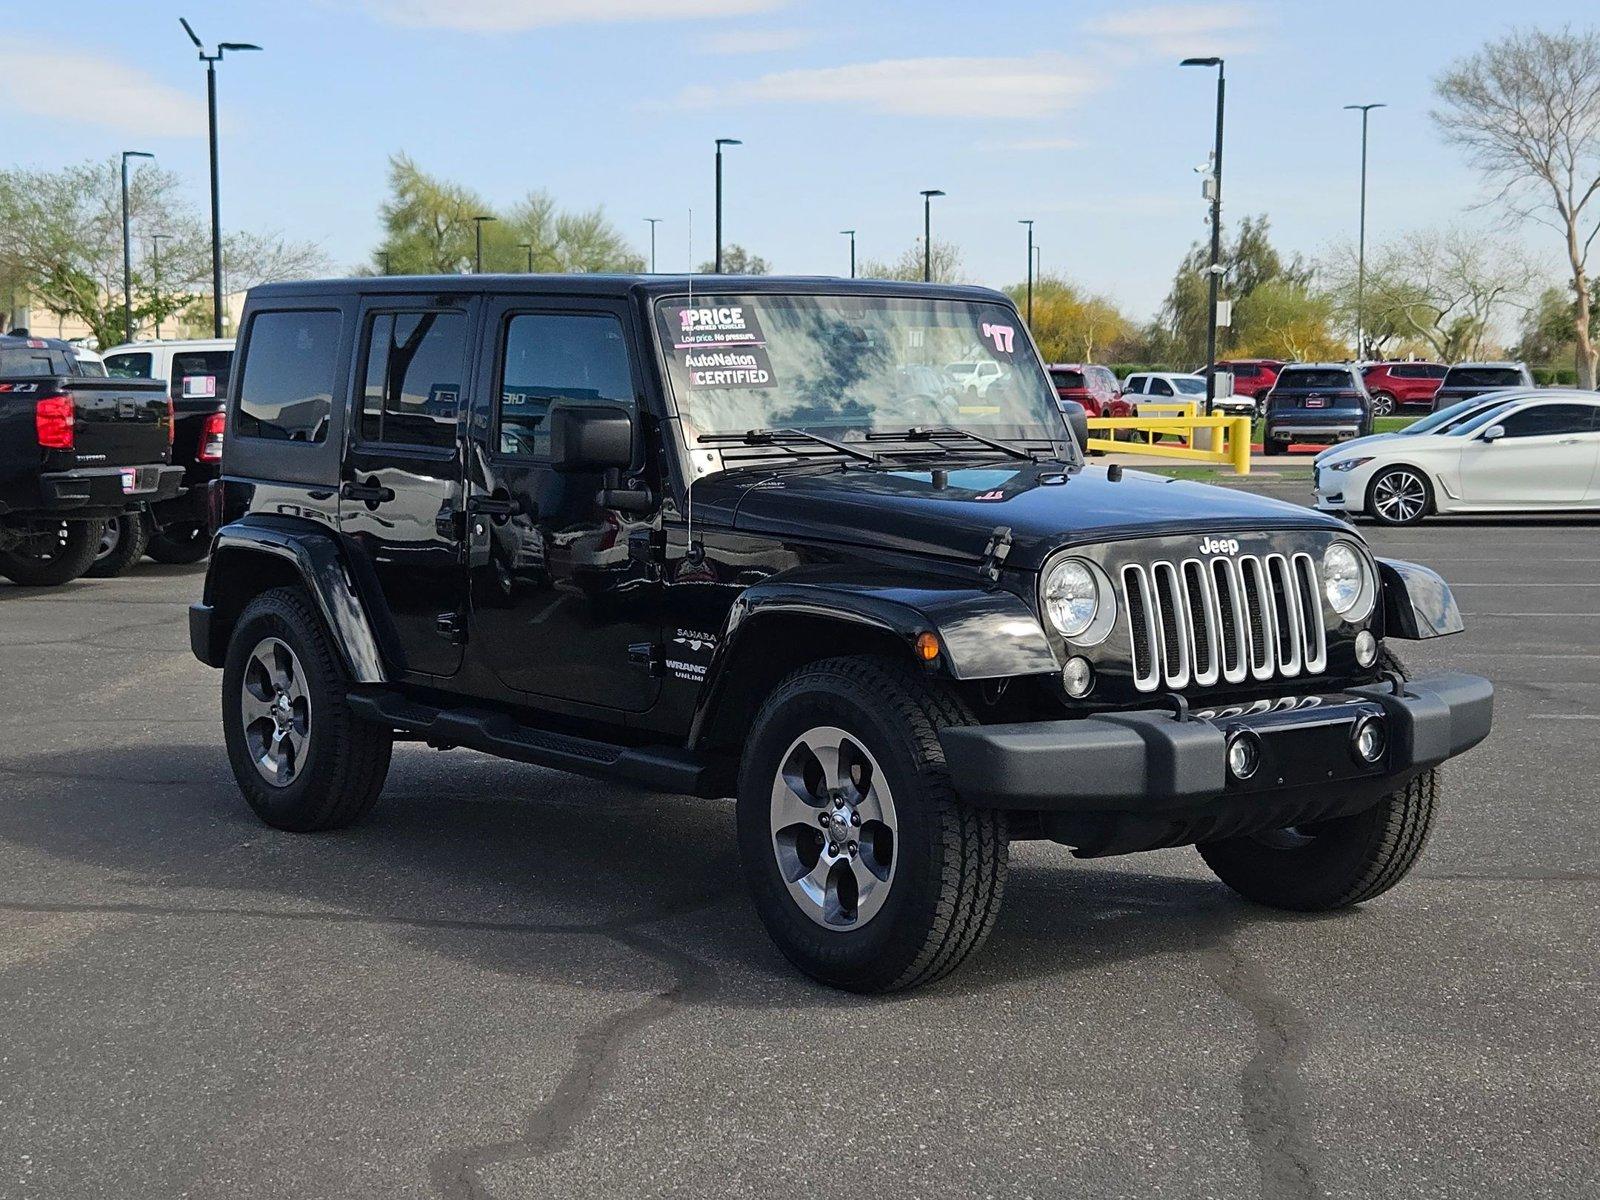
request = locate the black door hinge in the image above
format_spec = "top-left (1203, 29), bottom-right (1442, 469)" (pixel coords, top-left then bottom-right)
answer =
top-left (435, 612), bottom-right (466, 645)
top-left (628, 641), bottom-right (665, 677)
top-left (979, 525), bottom-right (1013, 584)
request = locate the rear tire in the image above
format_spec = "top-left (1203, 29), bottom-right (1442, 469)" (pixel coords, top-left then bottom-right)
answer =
top-left (0, 520), bottom-right (105, 587)
top-left (86, 512), bottom-right (151, 579)
top-left (1370, 391), bottom-right (1397, 417)
top-left (146, 521), bottom-right (212, 565)
top-left (222, 587), bottom-right (393, 832)
top-left (737, 656), bottom-right (1008, 993)
top-left (1198, 650), bottom-right (1437, 910)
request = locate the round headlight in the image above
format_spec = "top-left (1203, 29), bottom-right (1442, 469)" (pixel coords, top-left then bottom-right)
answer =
top-left (1043, 558), bottom-right (1100, 639)
top-left (1322, 542), bottom-right (1374, 620)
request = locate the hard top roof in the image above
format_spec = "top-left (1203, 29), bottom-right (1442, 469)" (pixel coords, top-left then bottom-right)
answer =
top-left (0, 332), bottom-right (75, 351)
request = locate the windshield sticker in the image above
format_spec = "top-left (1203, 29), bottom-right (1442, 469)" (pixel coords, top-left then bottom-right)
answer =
top-left (674, 304), bottom-right (766, 348)
top-left (182, 374), bottom-right (217, 398)
top-left (981, 323), bottom-right (1015, 353)
top-left (680, 346), bottom-right (776, 388)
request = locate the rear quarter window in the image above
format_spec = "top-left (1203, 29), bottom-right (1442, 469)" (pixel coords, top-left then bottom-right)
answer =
top-left (1050, 369), bottom-right (1086, 389)
top-left (234, 310), bottom-right (344, 443)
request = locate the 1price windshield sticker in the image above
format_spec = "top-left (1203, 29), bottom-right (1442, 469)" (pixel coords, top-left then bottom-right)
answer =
top-left (673, 303), bottom-right (766, 348)
top-left (182, 375), bottom-right (217, 398)
top-left (680, 345), bottom-right (776, 388)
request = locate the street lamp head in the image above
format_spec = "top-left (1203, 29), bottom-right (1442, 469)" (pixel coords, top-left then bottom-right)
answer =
top-left (1019, 218), bottom-right (1033, 227)
top-left (1181, 56), bottom-right (1222, 67)
top-left (715, 138), bottom-right (742, 148)
top-left (921, 189), bottom-right (945, 199)
top-left (123, 150), bottom-right (155, 162)
top-left (473, 215), bottom-right (496, 223)
top-left (219, 42), bottom-right (262, 53)
top-left (1344, 102), bottom-right (1387, 112)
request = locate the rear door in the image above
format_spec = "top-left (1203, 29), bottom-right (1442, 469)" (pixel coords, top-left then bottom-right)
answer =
top-left (338, 295), bottom-right (476, 679)
top-left (1459, 402), bottom-right (1600, 505)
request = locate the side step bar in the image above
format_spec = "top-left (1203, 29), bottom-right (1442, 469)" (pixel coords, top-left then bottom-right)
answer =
top-left (346, 689), bottom-right (729, 799)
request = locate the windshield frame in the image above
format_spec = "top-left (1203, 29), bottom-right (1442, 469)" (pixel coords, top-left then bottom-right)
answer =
top-left (649, 289), bottom-right (1078, 478)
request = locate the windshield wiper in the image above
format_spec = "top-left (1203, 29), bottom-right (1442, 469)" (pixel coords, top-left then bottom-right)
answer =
top-left (865, 426), bottom-right (1039, 462)
top-left (697, 427), bottom-right (882, 464)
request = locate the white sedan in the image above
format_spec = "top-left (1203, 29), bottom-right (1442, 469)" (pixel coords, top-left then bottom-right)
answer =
top-left (1313, 391), bottom-right (1600, 525)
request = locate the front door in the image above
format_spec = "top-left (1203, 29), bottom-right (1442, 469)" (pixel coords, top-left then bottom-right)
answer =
top-left (339, 295), bottom-right (475, 678)
top-left (465, 299), bottom-right (661, 713)
top-left (1458, 402), bottom-right (1600, 505)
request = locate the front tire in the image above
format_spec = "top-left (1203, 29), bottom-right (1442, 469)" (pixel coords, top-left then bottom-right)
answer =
top-left (86, 512), bottom-right (151, 578)
top-left (1199, 650), bottom-right (1437, 911)
top-left (1368, 466), bottom-right (1431, 526)
top-left (737, 656), bottom-right (1008, 993)
top-left (222, 587), bottom-right (393, 832)
top-left (0, 520), bottom-right (105, 587)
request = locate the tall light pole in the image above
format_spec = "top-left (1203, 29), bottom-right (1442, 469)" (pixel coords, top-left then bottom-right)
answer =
top-left (120, 151), bottom-right (153, 343)
top-left (1033, 244), bottom-right (1042, 283)
top-left (1344, 103), bottom-right (1386, 358)
top-left (920, 189), bottom-right (945, 282)
top-left (840, 229), bottom-right (856, 278)
top-left (714, 138), bottom-right (741, 273)
top-left (179, 18), bottom-right (260, 338)
top-left (644, 218), bottom-right (661, 272)
top-left (518, 242), bottom-right (534, 273)
top-left (1182, 56), bottom-right (1225, 409)
top-left (1018, 218), bottom-right (1035, 324)
top-left (473, 215), bottom-right (495, 273)
top-left (147, 233), bottom-right (171, 339)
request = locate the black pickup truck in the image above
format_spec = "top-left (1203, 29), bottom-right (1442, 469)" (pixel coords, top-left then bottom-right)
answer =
top-left (0, 334), bottom-right (183, 586)
top-left (188, 276), bottom-right (1492, 992)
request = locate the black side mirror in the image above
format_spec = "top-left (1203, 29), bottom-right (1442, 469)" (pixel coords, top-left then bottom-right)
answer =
top-left (549, 404), bottom-right (635, 472)
top-left (1059, 400), bottom-right (1090, 450)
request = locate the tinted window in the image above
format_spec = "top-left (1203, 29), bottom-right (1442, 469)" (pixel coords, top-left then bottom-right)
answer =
top-left (1446, 367), bottom-right (1523, 388)
top-left (170, 350), bottom-right (233, 401)
top-left (360, 312), bottom-right (465, 449)
top-left (1123, 376), bottom-right (1144, 394)
top-left (73, 356), bottom-right (107, 377)
top-left (1050, 369), bottom-right (1086, 389)
top-left (1171, 377), bottom-right (1207, 395)
top-left (1231, 363), bottom-right (1259, 378)
top-left (1276, 369), bottom-right (1355, 390)
top-left (104, 352), bottom-right (153, 379)
top-left (1425, 364), bottom-right (1449, 379)
top-left (235, 310), bottom-right (343, 443)
top-left (497, 313), bottom-right (634, 459)
top-left (0, 345), bottom-right (70, 376)
top-left (1497, 404), bottom-right (1599, 438)
top-left (1150, 378), bottom-right (1174, 396)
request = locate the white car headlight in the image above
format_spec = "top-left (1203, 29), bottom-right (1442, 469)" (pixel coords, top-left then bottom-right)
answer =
top-left (1322, 542), bottom-right (1375, 620)
top-left (1042, 558), bottom-right (1103, 639)
top-left (1328, 456), bottom-right (1373, 473)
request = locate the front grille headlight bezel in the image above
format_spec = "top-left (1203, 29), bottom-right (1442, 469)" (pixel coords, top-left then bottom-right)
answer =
top-left (1322, 540), bottom-right (1376, 623)
top-left (1040, 554), bottom-right (1117, 646)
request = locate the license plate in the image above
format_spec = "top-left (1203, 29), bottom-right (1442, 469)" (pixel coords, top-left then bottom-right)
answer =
top-left (1306, 396), bottom-right (1327, 408)
top-left (120, 467), bottom-right (155, 494)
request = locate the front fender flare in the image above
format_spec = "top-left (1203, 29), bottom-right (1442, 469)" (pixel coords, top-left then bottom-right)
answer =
top-left (203, 520), bottom-right (389, 682)
top-left (1377, 556), bottom-right (1464, 639)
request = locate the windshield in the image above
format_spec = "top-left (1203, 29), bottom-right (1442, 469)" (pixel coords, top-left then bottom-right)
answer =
top-left (1402, 394), bottom-right (1512, 435)
top-left (1170, 376), bottom-right (1207, 395)
top-left (654, 294), bottom-right (1067, 454)
top-left (1447, 399), bottom-right (1521, 437)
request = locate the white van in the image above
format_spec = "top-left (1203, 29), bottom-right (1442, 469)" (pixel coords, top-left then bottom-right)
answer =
top-left (102, 338), bottom-right (235, 401)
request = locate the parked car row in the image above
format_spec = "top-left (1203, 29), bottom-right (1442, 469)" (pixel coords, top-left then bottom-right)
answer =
top-left (0, 332), bottom-right (231, 588)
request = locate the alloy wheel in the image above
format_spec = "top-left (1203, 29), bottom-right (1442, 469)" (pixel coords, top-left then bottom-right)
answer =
top-left (769, 725), bottom-right (898, 929)
top-left (1372, 392), bottom-right (1396, 417)
top-left (1372, 469), bottom-right (1428, 523)
top-left (96, 517), bottom-right (122, 561)
top-left (240, 637), bottom-right (311, 787)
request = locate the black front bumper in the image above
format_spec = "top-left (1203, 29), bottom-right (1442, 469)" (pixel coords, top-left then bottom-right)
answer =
top-left (941, 672), bottom-right (1492, 824)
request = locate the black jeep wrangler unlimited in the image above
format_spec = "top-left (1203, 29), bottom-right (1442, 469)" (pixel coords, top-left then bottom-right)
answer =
top-left (190, 276), bottom-right (1492, 992)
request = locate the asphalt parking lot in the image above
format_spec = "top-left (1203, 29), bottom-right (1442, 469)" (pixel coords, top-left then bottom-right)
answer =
top-left (2, 485), bottom-right (1597, 1200)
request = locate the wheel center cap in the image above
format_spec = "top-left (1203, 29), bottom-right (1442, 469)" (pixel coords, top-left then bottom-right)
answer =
top-left (827, 805), bottom-right (853, 848)
top-left (271, 693), bottom-right (293, 730)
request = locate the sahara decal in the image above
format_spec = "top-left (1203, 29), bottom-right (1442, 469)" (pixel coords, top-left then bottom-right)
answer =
top-left (665, 627), bottom-right (719, 683)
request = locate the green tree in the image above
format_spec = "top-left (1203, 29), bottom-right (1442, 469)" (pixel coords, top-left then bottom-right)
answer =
top-left (696, 243), bottom-right (769, 274)
top-left (1005, 274), bottom-right (1137, 362)
top-left (0, 157), bottom-right (327, 346)
top-left (1157, 215), bottom-right (1311, 364)
top-left (1228, 279), bottom-right (1345, 361)
top-left (1435, 27), bottom-right (1600, 388)
top-left (375, 153), bottom-right (643, 276)
top-left (859, 239), bottom-right (963, 283)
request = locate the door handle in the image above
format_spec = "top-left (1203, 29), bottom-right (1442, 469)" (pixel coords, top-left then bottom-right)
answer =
top-left (466, 493), bottom-right (518, 519)
top-left (341, 479), bottom-right (395, 505)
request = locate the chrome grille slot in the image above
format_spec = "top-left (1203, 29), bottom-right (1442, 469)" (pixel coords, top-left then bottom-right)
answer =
top-left (1123, 547), bottom-right (1330, 693)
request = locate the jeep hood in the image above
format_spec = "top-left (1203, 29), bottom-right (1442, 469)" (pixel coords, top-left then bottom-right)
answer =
top-left (707, 462), bottom-right (1346, 571)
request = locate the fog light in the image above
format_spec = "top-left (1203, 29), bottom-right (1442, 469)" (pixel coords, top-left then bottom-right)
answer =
top-left (1226, 729), bottom-right (1262, 780)
top-left (1355, 630), bottom-right (1378, 668)
top-left (1061, 656), bottom-right (1094, 698)
top-left (1351, 715), bottom-right (1387, 764)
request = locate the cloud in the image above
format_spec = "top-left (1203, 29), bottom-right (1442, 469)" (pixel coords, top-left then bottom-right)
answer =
top-left (362, 0), bottom-right (785, 31)
top-left (679, 54), bottom-right (1096, 119)
top-left (697, 28), bottom-right (815, 55)
top-left (0, 42), bottom-right (202, 137)
top-left (1084, 3), bottom-right (1261, 57)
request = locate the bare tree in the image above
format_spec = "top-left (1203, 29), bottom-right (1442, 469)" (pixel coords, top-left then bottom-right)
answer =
top-left (1434, 27), bottom-right (1600, 387)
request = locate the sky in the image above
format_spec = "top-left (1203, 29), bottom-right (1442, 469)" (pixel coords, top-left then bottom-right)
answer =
top-left (4, 0), bottom-right (1595, 320)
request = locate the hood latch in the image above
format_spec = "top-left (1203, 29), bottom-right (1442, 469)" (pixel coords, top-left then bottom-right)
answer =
top-left (978, 525), bottom-right (1013, 584)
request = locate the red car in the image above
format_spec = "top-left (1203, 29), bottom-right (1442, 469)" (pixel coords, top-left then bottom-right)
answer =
top-left (1212, 359), bottom-right (1285, 400)
top-left (1046, 363), bottom-right (1131, 418)
top-left (1360, 361), bottom-right (1448, 416)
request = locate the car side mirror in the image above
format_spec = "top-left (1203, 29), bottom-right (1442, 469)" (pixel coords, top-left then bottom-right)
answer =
top-left (549, 404), bottom-right (635, 472)
top-left (1481, 424), bottom-right (1506, 443)
top-left (1059, 400), bottom-right (1090, 449)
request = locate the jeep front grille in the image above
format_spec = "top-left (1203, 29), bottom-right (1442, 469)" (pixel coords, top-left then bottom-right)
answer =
top-left (1121, 553), bottom-right (1327, 692)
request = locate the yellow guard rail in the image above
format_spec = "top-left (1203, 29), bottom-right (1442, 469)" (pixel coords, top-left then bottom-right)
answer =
top-left (1084, 402), bottom-right (1253, 475)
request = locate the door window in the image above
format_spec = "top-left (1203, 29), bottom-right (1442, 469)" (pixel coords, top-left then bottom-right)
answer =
top-left (1496, 404), bottom-right (1600, 438)
top-left (495, 312), bottom-right (634, 459)
top-left (1150, 378), bottom-right (1174, 396)
top-left (1124, 376), bottom-right (1144, 394)
top-left (359, 312), bottom-right (466, 449)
